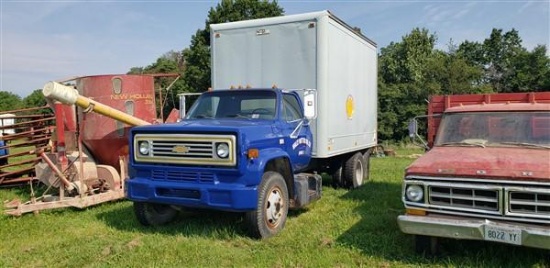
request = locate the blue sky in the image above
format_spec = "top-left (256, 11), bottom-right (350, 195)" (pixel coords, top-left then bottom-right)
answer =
top-left (1, 0), bottom-right (549, 98)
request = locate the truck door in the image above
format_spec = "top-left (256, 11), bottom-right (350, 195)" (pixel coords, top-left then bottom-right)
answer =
top-left (281, 93), bottom-right (312, 172)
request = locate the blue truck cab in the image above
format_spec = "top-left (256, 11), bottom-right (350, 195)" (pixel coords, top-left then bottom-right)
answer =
top-left (126, 88), bottom-right (321, 238)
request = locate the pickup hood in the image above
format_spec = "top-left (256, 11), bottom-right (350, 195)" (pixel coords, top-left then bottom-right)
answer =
top-left (406, 147), bottom-right (550, 182)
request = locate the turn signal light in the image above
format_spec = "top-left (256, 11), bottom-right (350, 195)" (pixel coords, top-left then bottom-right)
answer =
top-left (247, 148), bottom-right (259, 159)
top-left (406, 208), bottom-right (427, 216)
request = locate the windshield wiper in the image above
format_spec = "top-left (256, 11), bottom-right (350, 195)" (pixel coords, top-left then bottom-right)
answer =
top-left (225, 114), bottom-right (250, 119)
top-left (194, 114), bottom-right (213, 119)
top-left (439, 141), bottom-right (486, 148)
top-left (498, 142), bottom-right (550, 149)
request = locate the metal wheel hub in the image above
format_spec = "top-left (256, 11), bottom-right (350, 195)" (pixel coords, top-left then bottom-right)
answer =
top-left (355, 161), bottom-right (363, 185)
top-left (265, 188), bottom-right (283, 227)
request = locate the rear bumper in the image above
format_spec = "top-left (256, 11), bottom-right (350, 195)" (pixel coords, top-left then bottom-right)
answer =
top-left (397, 214), bottom-right (550, 250)
top-left (125, 178), bottom-right (258, 212)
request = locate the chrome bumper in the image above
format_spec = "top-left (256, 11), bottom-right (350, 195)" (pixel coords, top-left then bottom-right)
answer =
top-left (397, 214), bottom-right (550, 250)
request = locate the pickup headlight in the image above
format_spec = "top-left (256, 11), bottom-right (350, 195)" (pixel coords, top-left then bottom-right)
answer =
top-left (405, 184), bottom-right (424, 202)
top-left (216, 142), bottom-right (229, 158)
top-left (138, 141), bottom-right (151, 155)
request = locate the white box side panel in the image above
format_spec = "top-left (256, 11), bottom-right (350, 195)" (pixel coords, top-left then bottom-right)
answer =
top-left (212, 21), bottom-right (317, 90)
top-left (211, 12), bottom-right (378, 159)
top-left (314, 19), bottom-right (377, 158)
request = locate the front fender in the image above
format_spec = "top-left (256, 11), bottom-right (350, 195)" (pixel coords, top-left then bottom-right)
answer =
top-left (244, 147), bottom-right (291, 185)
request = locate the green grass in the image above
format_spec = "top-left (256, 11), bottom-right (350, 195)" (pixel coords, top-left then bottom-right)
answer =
top-left (0, 148), bottom-right (548, 267)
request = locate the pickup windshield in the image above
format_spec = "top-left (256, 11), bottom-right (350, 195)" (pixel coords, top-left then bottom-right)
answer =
top-left (435, 111), bottom-right (550, 148)
top-left (185, 90), bottom-right (277, 120)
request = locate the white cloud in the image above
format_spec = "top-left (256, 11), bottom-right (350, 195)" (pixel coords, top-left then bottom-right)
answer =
top-left (518, 1), bottom-right (535, 13)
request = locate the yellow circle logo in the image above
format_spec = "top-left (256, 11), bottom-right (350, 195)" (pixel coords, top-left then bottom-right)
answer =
top-left (346, 95), bottom-right (354, 119)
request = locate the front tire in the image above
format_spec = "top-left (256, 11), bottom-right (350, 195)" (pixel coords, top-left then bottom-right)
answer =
top-left (343, 152), bottom-right (364, 189)
top-left (415, 235), bottom-right (439, 255)
top-left (133, 202), bottom-right (178, 226)
top-left (246, 171), bottom-right (289, 239)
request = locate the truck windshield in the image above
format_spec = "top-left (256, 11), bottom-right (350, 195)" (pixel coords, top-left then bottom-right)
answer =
top-left (185, 90), bottom-right (277, 120)
top-left (435, 111), bottom-right (550, 149)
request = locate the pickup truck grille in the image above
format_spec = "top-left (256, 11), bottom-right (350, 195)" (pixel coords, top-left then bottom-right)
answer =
top-left (429, 186), bottom-right (499, 211)
top-left (508, 189), bottom-right (550, 216)
top-left (133, 134), bottom-right (236, 166)
top-left (404, 177), bottom-right (550, 224)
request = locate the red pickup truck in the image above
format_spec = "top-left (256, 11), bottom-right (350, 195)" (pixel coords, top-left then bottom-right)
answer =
top-left (399, 92), bottom-right (550, 254)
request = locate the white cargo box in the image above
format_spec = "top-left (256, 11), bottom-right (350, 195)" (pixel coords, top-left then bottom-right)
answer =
top-left (211, 10), bottom-right (377, 158)
top-left (0, 114), bottom-right (16, 135)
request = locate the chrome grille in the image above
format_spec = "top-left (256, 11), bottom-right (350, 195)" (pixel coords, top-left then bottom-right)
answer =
top-left (134, 133), bottom-right (236, 166)
top-left (404, 177), bottom-right (550, 222)
top-left (429, 186), bottom-right (499, 211)
top-left (508, 189), bottom-right (550, 217)
top-left (152, 140), bottom-right (213, 158)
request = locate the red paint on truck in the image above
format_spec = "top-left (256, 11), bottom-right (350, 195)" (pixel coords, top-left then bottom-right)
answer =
top-left (398, 92), bottom-right (550, 253)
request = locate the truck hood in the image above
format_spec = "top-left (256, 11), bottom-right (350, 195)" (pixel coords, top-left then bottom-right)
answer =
top-left (406, 147), bottom-right (550, 182)
top-left (133, 119), bottom-right (275, 133)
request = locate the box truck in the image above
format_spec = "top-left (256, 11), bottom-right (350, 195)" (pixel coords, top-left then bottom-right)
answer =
top-left (125, 10), bottom-right (377, 238)
top-left (399, 92), bottom-right (550, 253)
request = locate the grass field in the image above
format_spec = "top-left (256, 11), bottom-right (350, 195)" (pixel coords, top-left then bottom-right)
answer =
top-left (0, 147), bottom-right (548, 267)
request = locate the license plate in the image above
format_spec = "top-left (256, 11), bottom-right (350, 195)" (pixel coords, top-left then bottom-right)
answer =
top-left (484, 225), bottom-right (522, 245)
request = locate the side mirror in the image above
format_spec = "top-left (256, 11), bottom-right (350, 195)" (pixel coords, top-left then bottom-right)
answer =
top-left (303, 89), bottom-right (317, 120)
top-left (408, 117), bottom-right (429, 150)
top-left (408, 119), bottom-right (417, 139)
top-left (178, 93), bottom-right (202, 121)
top-left (178, 94), bottom-right (187, 120)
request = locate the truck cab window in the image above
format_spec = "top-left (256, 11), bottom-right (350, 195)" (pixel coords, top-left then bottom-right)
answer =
top-left (282, 94), bottom-right (302, 122)
top-left (436, 112), bottom-right (550, 146)
top-left (186, 90), bottom-right (276, 120)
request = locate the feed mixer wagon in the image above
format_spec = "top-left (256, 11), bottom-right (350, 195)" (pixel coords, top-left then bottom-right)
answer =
top-left (4, 74), bottom-right (180, 216)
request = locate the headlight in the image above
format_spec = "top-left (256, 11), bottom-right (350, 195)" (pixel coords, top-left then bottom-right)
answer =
top-left (216, 143), bottom-right (229, 158)
top-left (138, 141), bottom-right (150, 155)
top-left (405, 184), bottom-right (424, 202)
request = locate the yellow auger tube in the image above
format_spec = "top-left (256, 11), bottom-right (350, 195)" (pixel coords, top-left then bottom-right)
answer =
top-left (43, 81), bottom-right (150, 127)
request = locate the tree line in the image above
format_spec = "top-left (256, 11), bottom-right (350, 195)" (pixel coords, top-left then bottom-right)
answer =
top-left (3, 0), bottom-right (549, 142)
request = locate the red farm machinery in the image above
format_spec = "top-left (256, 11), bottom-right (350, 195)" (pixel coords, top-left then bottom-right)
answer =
top-left (3, 74), bottom-right (180, 216)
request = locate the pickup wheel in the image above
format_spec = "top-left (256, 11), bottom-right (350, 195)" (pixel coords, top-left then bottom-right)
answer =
top-left (343, 152), bottom-right (364, 189)
top-left (245, 171), bottom-right (289, 239)
top-left (415, 235), bottom-right (439, 255)
top-left (133, 202), bottom-right (178, 226)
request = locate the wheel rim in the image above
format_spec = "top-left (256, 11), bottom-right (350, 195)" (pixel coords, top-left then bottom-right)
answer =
top-left (265, 186), bottom-right (284, 229)
top-left (354, 159), bottom-right (363, 186)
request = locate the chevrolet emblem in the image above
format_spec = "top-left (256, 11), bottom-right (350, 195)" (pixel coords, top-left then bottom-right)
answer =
top-left (172, 145), bottom-right (189, 154)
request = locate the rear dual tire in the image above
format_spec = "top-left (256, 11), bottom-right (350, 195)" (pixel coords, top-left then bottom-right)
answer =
top-left (332, 150), bottom-right (371, 189)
